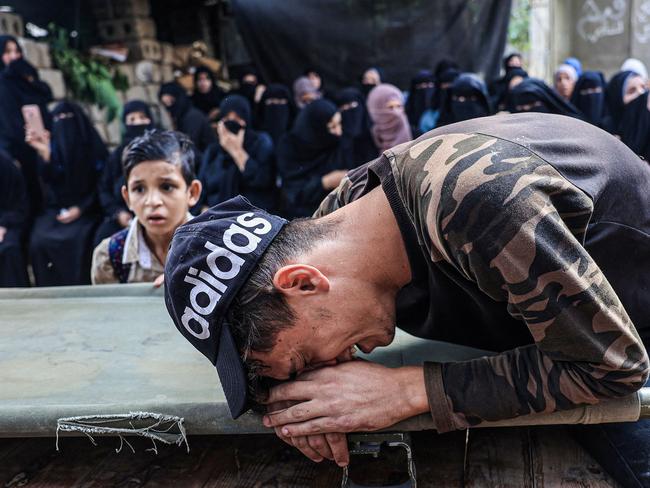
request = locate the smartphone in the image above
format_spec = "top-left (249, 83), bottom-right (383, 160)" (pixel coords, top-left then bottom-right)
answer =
top-left (22, 104), bottom-right (45, 139)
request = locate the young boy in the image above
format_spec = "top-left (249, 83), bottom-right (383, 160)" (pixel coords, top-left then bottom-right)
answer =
top-left (91, 130), bottom-right (202, 285)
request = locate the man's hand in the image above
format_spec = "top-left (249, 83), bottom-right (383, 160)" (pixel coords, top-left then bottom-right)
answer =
top-left (268, 401), bottom-right (349, 466)
top-left (0, 226), bottom-right (6, 243)
top-left (56, 206), bottom-right (81, 224)
top-left (262, 362), bottom-right (429, 437)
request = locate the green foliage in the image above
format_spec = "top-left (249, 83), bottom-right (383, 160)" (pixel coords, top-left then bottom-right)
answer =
top-left (508, 0), bottom-right (531, 54)
top-left (46, 24), bottom-right (129, 123)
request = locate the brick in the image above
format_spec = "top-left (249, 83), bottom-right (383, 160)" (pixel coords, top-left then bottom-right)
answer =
top-left (98, 17), bottom-right (156, 43)
top-left (38, 69), bottom-right (66, 99)
top-left (91, 0), bottom-right (150, 19)
top-left (126, 39), bottom-right (161, 62)
top-left (125, 83), bottom-right (148, 102)
top-left (18, 38), bottom-right (53, 69)
top-left (116, 63), bottom-right (137, 86)
top-left (143, 83), bottom-right (160, 103)
top-left (0, 12), bottom-right (24, 38)
top-left (134, 60), bottom-right (161, 84)
top-left (160, 42), bottom-right (174, 65)
top-left (88, 104), bottom-right (107, 124)
top-left (106, 118), bottom-right (122, 145)
top-left (160, 64), bottom-right (174, 83)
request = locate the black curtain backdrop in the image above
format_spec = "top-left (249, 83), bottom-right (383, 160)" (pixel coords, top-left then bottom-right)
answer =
top-left (231, 0), bottom-right (512, 90)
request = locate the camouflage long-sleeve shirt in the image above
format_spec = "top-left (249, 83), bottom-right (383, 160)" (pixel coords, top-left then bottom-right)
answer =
top-left (315, 113), bottom-right (650, 432)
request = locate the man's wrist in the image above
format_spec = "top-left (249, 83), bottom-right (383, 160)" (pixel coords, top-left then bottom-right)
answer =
top-left (395, 366), bottom-right (430, 419)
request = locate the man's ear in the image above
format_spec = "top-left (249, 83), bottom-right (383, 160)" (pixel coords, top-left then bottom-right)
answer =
top-left (121, 185), bottom-right (130, 209)
top-left (188, 179), bottom-right (202, 207)
top-left (272, 264), bottom-right (330, 297)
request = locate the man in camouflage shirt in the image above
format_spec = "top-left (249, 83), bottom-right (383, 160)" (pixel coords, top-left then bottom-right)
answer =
top-left (165, 113), bottom-right (650, 485)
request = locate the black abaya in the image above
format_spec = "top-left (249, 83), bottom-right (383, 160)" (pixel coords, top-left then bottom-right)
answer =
top-left (277, 99), bottom-right (347, 218)
top-left (30, 101), bottom-right (106, 286)
top-left (0, 149), bottom-right (29, 286)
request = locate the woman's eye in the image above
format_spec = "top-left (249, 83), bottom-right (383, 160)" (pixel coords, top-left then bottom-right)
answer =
top-left (132, 185), bottom-right (144, 193)
top-left (161, 183), bottom-right (175, 192)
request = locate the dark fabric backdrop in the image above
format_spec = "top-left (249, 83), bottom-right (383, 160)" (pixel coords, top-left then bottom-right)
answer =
top-left (231, 0), bottom-right (512, 90)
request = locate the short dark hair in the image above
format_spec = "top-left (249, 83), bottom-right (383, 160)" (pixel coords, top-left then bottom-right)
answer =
top-left (226, 217), bottom-right (339, 405)
top-left (122, 129), bottom-right (196, 185)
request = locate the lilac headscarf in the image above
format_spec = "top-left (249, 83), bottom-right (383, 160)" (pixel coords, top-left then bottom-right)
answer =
top-left (293, 76), bottom-right (322, 109)
top-left (366, 83), bottom-right (412, 152)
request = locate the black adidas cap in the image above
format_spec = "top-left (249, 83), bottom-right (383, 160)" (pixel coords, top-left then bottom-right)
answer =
top-left (164, 196), bottom-right (287, 418)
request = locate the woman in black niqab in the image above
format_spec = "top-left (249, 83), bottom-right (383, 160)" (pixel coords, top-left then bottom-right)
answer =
top-left (335, 87), bottom-right (378, 167)
top-left (158, 82), bottom-right (216, 156)
top-left (0, 148), bottom-right (29, 287)
top-left (277, 99), bottom-right (347, 218)
top-left (448, 74), bottom-right (491, 123)
top-left (94, 100), bottom-right (155, 245)
top-left (257, 83), bottom-right (294, 145)
top-left (29, 101), bottom-right (107, 286)
top-left (617, 87), bottom-right (650, 161)
top-left (0, 35), bottom-right (53, 219)
top-left (405, 70), bottom-right (435, 136)
top-left (199, 94), bottom-right (275, 211)
top-left (508, 78), bottom-right (582, 118)
top-left (603, 71), bottom-right (639, 135)
top-left (570, 71), bottom-right (606, 127)
top-left (191, 66), bottom-right (225, 122)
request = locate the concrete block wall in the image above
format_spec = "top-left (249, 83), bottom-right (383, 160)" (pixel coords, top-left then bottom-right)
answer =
top-left (10, 4), bottom-right (177, 151)
top-left (531, 0), bottom-right (650, 81)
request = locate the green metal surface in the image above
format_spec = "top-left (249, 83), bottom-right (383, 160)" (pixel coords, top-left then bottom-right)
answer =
top-left (0, 284), bottom-right (490, 437)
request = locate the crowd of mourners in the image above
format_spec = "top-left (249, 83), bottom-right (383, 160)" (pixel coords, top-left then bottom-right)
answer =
top-left (1, 31), bottom-right (649, 288)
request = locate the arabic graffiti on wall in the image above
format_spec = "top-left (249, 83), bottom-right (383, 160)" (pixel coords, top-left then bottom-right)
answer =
top-left (577, 0), bottom-right (627, 43)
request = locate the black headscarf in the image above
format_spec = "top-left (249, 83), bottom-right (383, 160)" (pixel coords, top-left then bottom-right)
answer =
top-left (508, 78), bottom-right (582, 118)
top-left (570, 71), bottom-right (606, 127)
top-left (448, 74), bottom-right (491, 123)
top-left (335, 86), bottom-right (377, 167)
top-left (47, 101), bottom-right (107, 209)
top-left (604, 71), bottom-right (637, 134)
top-left (258, 83), bottom-right (293, 144)
top-left (122, 99), bottom-right (154, 143)
top-left (282, 99), bottom-right (341, 164)
top-left (360, 67), bottom-right (385, 97)
top-left (432, 67), bottom-right (460, 112)
top-left (236, 66), bottom-right (259, 109)
top-left (618, 89), bottom-right (650, 160)
top-left (0, 35), bottom-right (20, 70)
top-left (277, 99), bottom-right (345, 217)
top-left (406, 70), bottom-right (435, 131)
top-left (191, 66), bottom-right (225, 118)
top-left (209, 94), bottom-right (261, 202)
top-left (158, 82), bottom-right (192, 121)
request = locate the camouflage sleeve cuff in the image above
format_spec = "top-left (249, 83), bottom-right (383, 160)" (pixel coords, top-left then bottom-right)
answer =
top-left (423, 362), bottom-right (456, 433)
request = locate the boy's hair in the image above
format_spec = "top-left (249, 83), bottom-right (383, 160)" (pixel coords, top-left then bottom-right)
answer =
top-left (122, 129), bottom-right (196, 185)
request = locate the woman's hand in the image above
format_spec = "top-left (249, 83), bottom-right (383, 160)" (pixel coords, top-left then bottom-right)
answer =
top-left (25, 128), bottom-right (51, 162)
top-left (56, 206), bottom-right (81, 224)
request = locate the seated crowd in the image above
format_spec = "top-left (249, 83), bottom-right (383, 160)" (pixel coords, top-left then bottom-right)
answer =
top-left (0, 35), bottom-right (648, 287)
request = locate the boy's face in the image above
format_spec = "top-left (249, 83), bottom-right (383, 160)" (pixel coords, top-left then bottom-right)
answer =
top-left (122, 160), bottom-right (201, 238)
